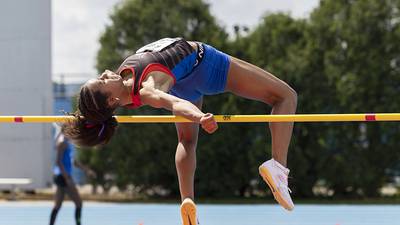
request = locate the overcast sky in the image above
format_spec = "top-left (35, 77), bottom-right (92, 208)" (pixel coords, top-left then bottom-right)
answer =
top-left (52, 0), bottom-right (320, 82)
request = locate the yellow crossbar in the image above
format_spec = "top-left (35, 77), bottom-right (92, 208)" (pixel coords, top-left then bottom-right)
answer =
top-left (1, 113), bottom-right (400, 123)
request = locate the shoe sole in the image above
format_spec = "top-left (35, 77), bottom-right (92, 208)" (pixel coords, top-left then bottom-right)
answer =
top-left (180, 199), bottom-right (197, 225)
top-left (259, 166), bottom-right (293, 211)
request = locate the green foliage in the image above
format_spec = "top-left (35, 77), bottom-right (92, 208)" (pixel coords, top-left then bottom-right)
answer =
top-left (79, 0), bottom-right (400, 199)
top-left (308, 0), bottom-right (400, 197)
top-left (96, 0), bottom-right (228, 72)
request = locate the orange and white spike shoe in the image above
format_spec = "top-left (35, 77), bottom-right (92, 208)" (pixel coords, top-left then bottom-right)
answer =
top-left (259, 158), bottom-right (294, 211)
top-left (180, 198), bottom-right (199, 225)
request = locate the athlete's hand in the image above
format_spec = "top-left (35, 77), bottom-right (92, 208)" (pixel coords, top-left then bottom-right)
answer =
top-left (200, 113), bottom-right (218, 134)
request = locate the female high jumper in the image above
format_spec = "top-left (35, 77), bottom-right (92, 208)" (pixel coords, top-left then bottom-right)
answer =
top-left (63, 37), bottom-right (297, 225)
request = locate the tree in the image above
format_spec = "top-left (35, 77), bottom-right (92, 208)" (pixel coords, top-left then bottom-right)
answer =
top-left (308, 0), bottom-right (400, 197)
top-left (96, 0), bottom-right (228, 72)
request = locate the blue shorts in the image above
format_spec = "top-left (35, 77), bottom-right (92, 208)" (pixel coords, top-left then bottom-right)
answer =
top-left (169, 44), bottom-right (231, 102)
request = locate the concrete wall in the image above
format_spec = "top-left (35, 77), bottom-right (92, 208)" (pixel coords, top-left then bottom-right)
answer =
top-left (0, 0), bottom-right (52, 189)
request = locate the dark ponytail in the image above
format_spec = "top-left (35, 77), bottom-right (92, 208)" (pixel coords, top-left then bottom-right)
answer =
top-left (62, 83), bottom-right (119, 147)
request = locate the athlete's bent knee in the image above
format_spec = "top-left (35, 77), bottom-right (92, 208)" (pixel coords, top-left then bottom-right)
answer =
top-left (286, 87), bottom-right (298, 110)
top-left (268, 87), bottom-right (297, 108)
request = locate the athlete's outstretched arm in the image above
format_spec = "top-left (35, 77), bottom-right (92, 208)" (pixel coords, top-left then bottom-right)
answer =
top-left (141, 87), bottom-right (202, 120)
top-left (140, 79), bottom-right (217, 133)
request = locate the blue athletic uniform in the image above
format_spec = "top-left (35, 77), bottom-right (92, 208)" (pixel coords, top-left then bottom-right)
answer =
top-left (170, 43), bottom-right (230, 102)
top-left (116, 37), bottom-right (230, 107)
top-left (53, 141), bottom-right (74, 187)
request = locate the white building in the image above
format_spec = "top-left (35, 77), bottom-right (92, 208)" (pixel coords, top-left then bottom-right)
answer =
top-left (0, 0), bottom-right (52, 190)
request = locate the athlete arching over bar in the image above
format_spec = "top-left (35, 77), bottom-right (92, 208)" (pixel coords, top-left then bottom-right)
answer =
top-left (63, 37), bottom-right (297, 224)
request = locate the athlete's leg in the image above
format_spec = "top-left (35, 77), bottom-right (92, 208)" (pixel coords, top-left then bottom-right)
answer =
top-left (65, 183), bottom-right (83, 225)
top-left (174, 98), bottom-right (202, 201)
top-left (225, 56), bottom-right (297, 211)
top-left (225, 57), bottom-right (297, 167)
top-left (49, 186), bottom-right (65, 225)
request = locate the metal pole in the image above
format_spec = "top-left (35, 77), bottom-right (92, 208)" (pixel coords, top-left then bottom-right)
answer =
top-left (1, 113), bottom-right (400, 123)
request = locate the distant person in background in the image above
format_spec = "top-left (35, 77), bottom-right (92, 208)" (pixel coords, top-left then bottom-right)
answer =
top-left (49, 130), bottom-right (95, 225)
